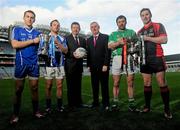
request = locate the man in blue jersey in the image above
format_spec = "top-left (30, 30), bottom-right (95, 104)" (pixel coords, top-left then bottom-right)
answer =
top-left (44, 19), bottom-right (68, 114)
top-left (10, 10), bottom-right (44, 124)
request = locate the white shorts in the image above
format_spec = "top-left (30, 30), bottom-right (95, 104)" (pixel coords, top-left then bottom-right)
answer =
top-left (112, 55), bottom-right (123, 75)
top-left (112, 55), bottom-right (137, 75)
top-left (121, 55), bottom-right (137, 75)
top-left (45, 66), bottom-right (65, 79)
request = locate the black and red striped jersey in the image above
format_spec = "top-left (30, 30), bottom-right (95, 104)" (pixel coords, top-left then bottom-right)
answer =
top-left (138, 22), bottom-right (167, 57)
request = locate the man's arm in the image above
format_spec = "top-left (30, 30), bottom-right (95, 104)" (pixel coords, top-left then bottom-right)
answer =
top-left (143, 35), bottom-right (167, 44)
top-left (108, 38), bottom-right (124, 50)
top-left (11, 37), bottom-right (40, 49)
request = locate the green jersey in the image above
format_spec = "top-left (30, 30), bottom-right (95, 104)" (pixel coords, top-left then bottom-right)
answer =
top-left (108, 29), bottom-right (136, 57)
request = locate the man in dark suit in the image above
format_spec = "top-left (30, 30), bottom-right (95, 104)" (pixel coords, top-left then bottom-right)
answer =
top-left (65, 22), bottom-right (86, 108)
top-left (87, 22), bottom-right (111, 110)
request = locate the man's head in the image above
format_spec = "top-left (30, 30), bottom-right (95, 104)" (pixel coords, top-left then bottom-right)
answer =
top-left (140, 8), bottom-right (152, 25)
top-left (90, 22), bottom-right (100, 36)
top-left (50, 19), bottom-right (60, 34)
top-left (71, 22), bottom-right (80, 36)
top-left (116, 15), bottom-right (127, 30)
top-left (23, 10), bottom-right (36, 27)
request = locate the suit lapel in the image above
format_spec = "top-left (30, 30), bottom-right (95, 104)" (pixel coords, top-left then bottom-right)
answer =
top-left (70, 34), bottom-right (79, 48)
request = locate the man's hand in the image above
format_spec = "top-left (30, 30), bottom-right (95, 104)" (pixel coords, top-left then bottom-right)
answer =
top-left (142, 35), bottom-right (150, 41)
top-left (102, 65), bottom-right (108, 72)
top-left (33, 37), bottom-right (40, 44)
top-left (54, 38), bottom-right (60, 48)
top-left (117, 38), bottom-right (126, 46)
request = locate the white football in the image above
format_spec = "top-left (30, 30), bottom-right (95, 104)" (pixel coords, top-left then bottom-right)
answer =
top-left (75, 47), bottom-right (87, 58)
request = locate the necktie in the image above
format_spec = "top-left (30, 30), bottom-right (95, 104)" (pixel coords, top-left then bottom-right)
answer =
top-left (75, 36), bottom-right (79, 45)
top-left (93, 36), bottom-right (97, 47)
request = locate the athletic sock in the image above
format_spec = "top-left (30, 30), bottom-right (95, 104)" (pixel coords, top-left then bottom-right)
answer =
top-left (13, 90), bottom-right (22, 116)
top-left (46, 98), bottom-right (51, 109)
top-left (32, 100), bottom-right (39, 114)
top-left (144, 86), bottom-right (152, 109)
top-left (13, 103), bottom-right (20, 116)
top-left (160, 86), bottom-right (170, 112)
top-left (128, 98), bottom-right (135, 108)
top-left (57, 98), bottom-right (62, 109)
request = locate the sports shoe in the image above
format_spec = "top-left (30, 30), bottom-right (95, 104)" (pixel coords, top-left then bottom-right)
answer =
top-left (10, 115), bottom-right (19, 125)
top-left (112, 104), bottom-right (118, 108)
top-left (101, 106), bottom-right (111, 112)
top-left (57, 106), bottom-right (64, 112)
top-left (34, 111), bottom-right (44, 119)
top-left (128, 106), bottom-right (140, 112)
top-left (112, 99), bottom-right (119, 109)
top-left (104, 106), bottom-right (110, 111)
top-left (45, 108), bottom-right (52, 115)
top-left (164, 110), bottom-right (172, 120)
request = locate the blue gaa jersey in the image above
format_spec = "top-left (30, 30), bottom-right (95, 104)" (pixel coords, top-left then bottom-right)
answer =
top-left (11, 26), bottom-right (41, 65)
top-left (46, 34), bottom-right (67, 67)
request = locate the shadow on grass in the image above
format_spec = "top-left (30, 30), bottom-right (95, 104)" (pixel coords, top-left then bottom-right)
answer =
top-left (1, 107), bottom-right (180, 130)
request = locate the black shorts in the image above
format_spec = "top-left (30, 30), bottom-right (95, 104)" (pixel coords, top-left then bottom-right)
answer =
top-left (140, 57), bottom-right (166, 74)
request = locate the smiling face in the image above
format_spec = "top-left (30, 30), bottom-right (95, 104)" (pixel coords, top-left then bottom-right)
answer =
top-left (140, 10), bottom-right (152, 25)
top-left (23, 11), bottom-right (35, 28)
top-left (90, 22), bottom-right (100, 35)
top-left (50, 20), bottom-right (60, 34)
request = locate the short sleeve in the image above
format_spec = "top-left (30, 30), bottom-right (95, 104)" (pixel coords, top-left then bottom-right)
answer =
top-left (108, 32), bottom-right (115, 44)
top-left (159, 23), bottom-right (167, 36)
top-left (11, 27), bottom-right (19, 40)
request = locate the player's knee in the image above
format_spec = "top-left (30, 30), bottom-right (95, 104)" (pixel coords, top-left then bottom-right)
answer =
top-left (46, 84), bottom-right (52, 90)
top-left (15, 87), bottom-right (23, 96)
top-left (157, 80), bottom-right (166, 87)
top-left (127, 79), bottom-right (133, 86)
top-left (31, 85), bottom-right (38, 92)
top-left (57, 84), bottom-right (62, 90)
top-left (113, 81), bottom-right (119, 88)
top-left (143, 80), bottom-right (151, 86)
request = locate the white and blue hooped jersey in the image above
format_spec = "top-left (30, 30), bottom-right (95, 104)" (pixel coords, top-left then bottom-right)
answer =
top-left (46, 34), bottom-right (67, 67)
top-left (11, 26), bottom-right (41, 65)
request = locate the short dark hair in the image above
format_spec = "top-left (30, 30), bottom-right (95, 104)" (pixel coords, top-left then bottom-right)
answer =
top-left (50, 19), bottom-right (59, 26)
top-left (71, 22), bottom-right (80, 28)
top-left (116, 15), bottom-right (127, 23)
top-left (140, 8), bottom-right (152, 17)
top-left (24, 10), bottom-right (36, 18)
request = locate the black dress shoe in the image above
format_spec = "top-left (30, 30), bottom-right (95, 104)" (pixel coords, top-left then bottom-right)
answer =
top-left (88, 104), bottom-right (99, 109)
top-left (81, 104), bottom-right (89, 108)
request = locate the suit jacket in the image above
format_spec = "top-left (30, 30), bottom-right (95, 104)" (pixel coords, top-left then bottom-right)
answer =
top-left (87, 33), bottom-right (110, 70)
top-left (65, 34), bottom-right (86, 74)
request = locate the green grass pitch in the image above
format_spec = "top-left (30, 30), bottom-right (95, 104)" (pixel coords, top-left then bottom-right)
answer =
top-left (0, 72), bottom-right (180, 130)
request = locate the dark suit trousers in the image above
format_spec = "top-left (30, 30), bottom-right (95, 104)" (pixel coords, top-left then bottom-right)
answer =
top-left (91, 69), bottom-right (109, 107)
top-left (66, 72), bottom-right (82, 107)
